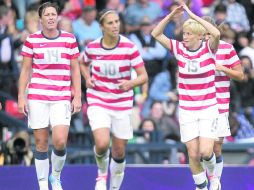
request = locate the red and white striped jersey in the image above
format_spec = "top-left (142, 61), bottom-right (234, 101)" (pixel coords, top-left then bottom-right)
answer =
top-left (83, 35), bottom-right (144, 111)
top-left (21, 30), bottom-right (80, 102)
top-left (215, 40), bottom-right (240, 114)
top-left (169, 39), bottom-right (217, 110)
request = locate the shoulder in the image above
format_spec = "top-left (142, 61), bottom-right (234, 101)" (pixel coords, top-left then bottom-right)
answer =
top-left (218, 40), bottom-right (233, 49)
top-left (60, 30), bottom-right (76, 39)
top-left (86, 37), bottom-right (102, 49)
top-left (119, 35), bottom-right (135, 48)
top-left (28, 31), bottom-right (43, 39)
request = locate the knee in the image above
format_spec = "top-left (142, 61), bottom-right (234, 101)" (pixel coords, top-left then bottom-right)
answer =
top-left (35, 138), bottom-right (48, 151)
top-left (200, 149), bottom-right (213, 160)
top-left (111, 146), bottom-right (125, 159)
top-left (53, 138), bottom-right (67, 150)
top-left (95, 140), bottom-right (110, 153)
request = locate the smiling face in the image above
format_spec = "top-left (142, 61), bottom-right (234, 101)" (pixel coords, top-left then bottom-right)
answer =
top-left (101, 12), bottom-right (120, 38)
top-left (40, 6), bottom-right (58, 31)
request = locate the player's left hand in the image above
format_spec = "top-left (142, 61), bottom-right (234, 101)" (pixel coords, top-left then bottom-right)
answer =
top-left (71, 96), bottom-right (82, 115)
top-left (118, 79), bottom-right (133, 91)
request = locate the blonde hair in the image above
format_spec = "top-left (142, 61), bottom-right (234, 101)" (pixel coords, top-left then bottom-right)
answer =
top-left (183, 19), bottom-right (206, 35)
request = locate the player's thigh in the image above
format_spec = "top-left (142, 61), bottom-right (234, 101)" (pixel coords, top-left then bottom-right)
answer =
top-left (111, 112), bottom-right (133, 140)
top-left (199, 118), bottom-right (217, 140)
top-left (50, 102), bottom-right (71, 127)
top-left (87, 106), bottom-right (111, 130)
top-left (179, 109), bottom-right (199, 143)
top-left (28, 101), bottom-right (50, 129)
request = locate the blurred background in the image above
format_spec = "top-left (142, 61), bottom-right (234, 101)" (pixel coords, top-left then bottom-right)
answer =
top-left (0, 0), bottom-right (254, 167)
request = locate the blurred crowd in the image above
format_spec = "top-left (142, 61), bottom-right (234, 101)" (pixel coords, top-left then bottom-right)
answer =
top-left (1, 0), bottom-right (254, 165)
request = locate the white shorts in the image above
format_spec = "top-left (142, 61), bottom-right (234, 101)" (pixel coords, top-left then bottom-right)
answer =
top-left (28, 101), bottom-right (71, 129)
top-left (87, 106), bottom-right (133, 140)
top-left (179, 106), bottom-right (219, 143)
top-left (216, 112), bottom-right (230, 137)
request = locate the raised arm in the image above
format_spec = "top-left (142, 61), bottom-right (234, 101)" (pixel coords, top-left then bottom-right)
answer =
top-left (151, 5), bottom-right (184, 50)
top-left (182, 3), bottom-right (220, 51)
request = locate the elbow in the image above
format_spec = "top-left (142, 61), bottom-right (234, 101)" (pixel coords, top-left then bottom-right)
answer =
top-left (238, 72), bottom-right (244, 81)
top-left (151, 30), bottom-right (158, 39)
top-left (234, 71), bottom-right (244, 81)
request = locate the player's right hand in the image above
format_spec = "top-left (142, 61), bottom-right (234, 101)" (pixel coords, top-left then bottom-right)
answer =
top-left (18, 97), bottom-right (28, 116)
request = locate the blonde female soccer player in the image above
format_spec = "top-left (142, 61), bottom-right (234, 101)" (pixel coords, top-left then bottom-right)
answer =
top-left (152, 3), bottom-right (220, 190)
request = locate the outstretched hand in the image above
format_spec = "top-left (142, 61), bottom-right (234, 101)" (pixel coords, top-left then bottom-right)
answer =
top-left (171, 5), bottom-right (184, 19)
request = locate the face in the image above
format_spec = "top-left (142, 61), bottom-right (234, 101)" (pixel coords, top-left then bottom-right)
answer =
top-left (58, 18), bottom-right (72, 33)
top-left (241, 57), bottom-right (252, 69)
top-left (141, 120), bottom-right (155, 131)
top-left (150, 102), bottom-right (164, 120)
top-left (40, 6), bottom-right (58, 31)
top-left (83, 10), bottom-right (97, 25)
top-left (101, 12), bottom-right (120, 37)
top-left (182, 28), bottom-right (201, 49)
top-left (140, 23), bottom-right (152, 35)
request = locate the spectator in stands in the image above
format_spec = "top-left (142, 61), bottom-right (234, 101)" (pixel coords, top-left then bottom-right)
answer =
top-left (224, 0), bottom-right (250, 32)
top-left (240, 36), bottom-right (254, 68)
top-left (212, 3), bottom-right (227, 26)
top-left (234, 32), bottom-right (249, 53)
top-left (80, 8), bottom-right (148, 190)
top-left (24, 10), bottom-right (40, 34)
top-left (137, 118), bottom-right (157, 143)
top-left (58, 16), bottom-right (73, 33)
top-left (234, 56), bottom-right (254, 127)
top-left (72, 6), bottom-right (102, 50)
top-left (124, 0), bottom-right (162, 33)
top-left (0, 5), bottom-right (19, 97)
top-left (141, 58), bottom-right (178, 118)
top-left (152, 3), bottom-right (221, 190)
top-left (129, 16), bottom-right (167, 86)
top-left (18, 2), bottom-right (81, 190)
top-left (106, 0), bottom-right (125, 13)
top-left (148, 101), bottom-right (180, 142)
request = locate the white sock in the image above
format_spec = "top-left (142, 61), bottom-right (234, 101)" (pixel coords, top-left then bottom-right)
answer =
top-left (193, 171), bottom-right (208, 190)
top-left (94, 147), bottom-right (109, 176)
top-left (34, 151), bottom-right (49, 190)
top-left (203, 153), bottom-right (216, 178)
top-left (51, 149), bottom-right (66, 179)
top-left (215, 156), bottom-right (223, 179)
top-left (109, 158), bottom-right (126, 190)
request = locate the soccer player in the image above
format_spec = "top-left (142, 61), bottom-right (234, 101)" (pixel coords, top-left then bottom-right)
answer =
top-left (18, 2), bottom-right (81, 190)
top-left (152, 3), bottom-right (220, 190)
top-left (80, 9), bottom-right (148, 190)
top-left (202, 16), bottom-right (244, 190)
